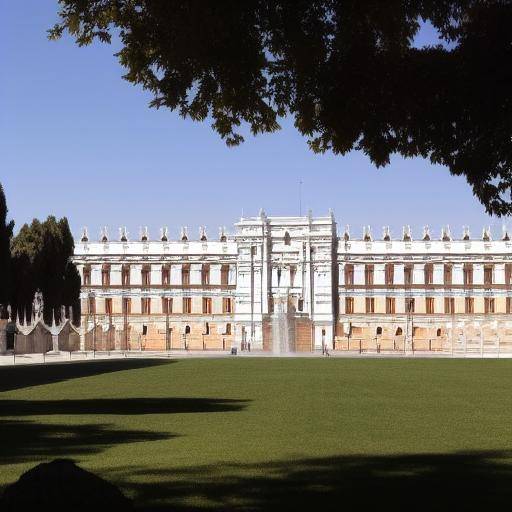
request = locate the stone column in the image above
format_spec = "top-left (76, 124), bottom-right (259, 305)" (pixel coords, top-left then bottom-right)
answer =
top-left (0, 320), bottom-right (7, 353)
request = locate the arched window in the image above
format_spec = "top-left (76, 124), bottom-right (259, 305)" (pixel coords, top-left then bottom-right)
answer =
top-left (185, 325), bottom-right (191, 335)
top-left (437, 328), bottom-right (442, 337)
top-left (395, 327), bottom-right (403, 336)
top-left (284, 231), bottom-right (291, 245)
top-left (225, 323), bottom-right (232, 335)
top-left (376, 326), bottom-right (382, 335)
top-left (205, 322), bottom-right (210, 335)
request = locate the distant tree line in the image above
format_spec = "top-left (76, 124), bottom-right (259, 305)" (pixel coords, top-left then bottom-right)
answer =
top-left (0, 183), bottom-right (80, 325)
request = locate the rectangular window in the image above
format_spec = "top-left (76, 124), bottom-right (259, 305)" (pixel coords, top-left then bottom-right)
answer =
top-left (385, 264), bottom-right (394, 285)
top-left (484, 265), bottom-right (493, 286)
top-left (183, 297), bottom-right (192, 314)
top-left (365, 264), bottom-right (374, 286)
top-left (365, 297), bottom-right (375, 313)
top-left (202, 297), bottom-right (212, 314)
top-left (484, 297), bottom-right (495, 314)
top-left (182, 264), bottom-right (190, 286)
top-left (465, 297), bottom-right (474, 314)
top-left (386, 297), bottom-right (395, 314)
top-left (221, 264), bottom-right (230, 286)
top-left (463, 264), bottom-right (473, 285)
top-left (222, 297), bottom-right (233, 313)
top-left (404, 264), bottom-right (413, 285)
top-left (141, 265), bottom-right (151, 286)
top-left (201, 264), bottom-right (210, 285)
top-left (405, 298), bottom-right (415, 313)
top-left (122, 297), bottom-right (131, 315)
top-left (105, 298), bottom-right (112, 315)
top-left (88, 297), bottom-right (96, 315)
top-left (506, 264), bottom-right (512, 286)
top-left (289, 265), bottom-right (297, 288)
top-left (162, 297), bottom-right (172, 315)
top-left (83, 265), bottom-right (91, 286)
top-left (444, 297), bottom-right (455, 314)
top-left (101, 264), bottom-right (110, 286)
top-left (122, 264), bottom-right (130, 286)
top-left (426, 297), bottom-right (435, 314)
top-left (298, 298), bottom-right (304, 311)
top-left (161, 265), bottom-right (170, 286)
top-left (507, 297), bottom-right (512, 314)
top-left (424, 264), bottom-right (433, 285)
top-left (141, 297), bottom-right (151, 315)
top-left (344, 264), bottom-right (354, 286)
top-left (345, 297), bottom-right (354, 314)
top-left (444, 264), bottom-right (452, 285)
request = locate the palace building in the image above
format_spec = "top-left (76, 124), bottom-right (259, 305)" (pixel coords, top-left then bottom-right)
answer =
top-left (72, 211), bottom-right (512, 354)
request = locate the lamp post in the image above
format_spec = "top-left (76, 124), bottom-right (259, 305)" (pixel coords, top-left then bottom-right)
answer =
top-left (165, 305), bottom-right (170, 352)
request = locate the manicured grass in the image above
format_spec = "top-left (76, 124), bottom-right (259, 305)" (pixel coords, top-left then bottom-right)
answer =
top-left (1, 358), bottom-right (512, 510)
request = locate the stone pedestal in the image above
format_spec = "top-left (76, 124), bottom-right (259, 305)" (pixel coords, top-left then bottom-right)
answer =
top-left (51, 334), bottom-right (59, 353)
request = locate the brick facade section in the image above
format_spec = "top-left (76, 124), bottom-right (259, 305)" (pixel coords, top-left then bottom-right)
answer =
top-left (295, 318), bottom-right (313, 352)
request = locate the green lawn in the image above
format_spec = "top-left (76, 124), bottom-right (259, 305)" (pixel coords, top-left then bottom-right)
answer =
top-left (1, 358), bottom-right (512, 510)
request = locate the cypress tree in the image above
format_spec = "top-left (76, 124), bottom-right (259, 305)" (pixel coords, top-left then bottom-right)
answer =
top-left (11, 216), bottom-right (79, 325)
top-left (0, 184), bottom-right (14, 317)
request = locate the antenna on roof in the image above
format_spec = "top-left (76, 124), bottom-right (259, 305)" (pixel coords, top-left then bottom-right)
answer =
top-left (299, 179), bottom-right (303, 216)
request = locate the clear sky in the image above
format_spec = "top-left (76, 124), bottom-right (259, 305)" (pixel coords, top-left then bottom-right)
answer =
top-left (1, 1), bottom-right (508, 242)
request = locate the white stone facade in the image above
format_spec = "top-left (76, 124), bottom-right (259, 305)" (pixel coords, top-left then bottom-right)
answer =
top-left (72, 215), bottom-right (512, 353)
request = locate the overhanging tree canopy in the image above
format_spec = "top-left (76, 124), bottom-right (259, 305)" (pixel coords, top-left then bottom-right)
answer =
top-left (50, 0), bottom-right (512, 215)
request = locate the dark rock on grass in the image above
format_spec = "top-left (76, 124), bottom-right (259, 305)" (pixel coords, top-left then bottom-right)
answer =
top-left (1, 459), bottom-right (133, 511)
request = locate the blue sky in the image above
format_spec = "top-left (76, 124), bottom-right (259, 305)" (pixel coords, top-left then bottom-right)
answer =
top-left (0, 1), bottom-right (507, 241)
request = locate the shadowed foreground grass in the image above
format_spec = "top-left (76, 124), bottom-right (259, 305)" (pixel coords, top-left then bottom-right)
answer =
top-left (1, 358), bottom-right (512, 510)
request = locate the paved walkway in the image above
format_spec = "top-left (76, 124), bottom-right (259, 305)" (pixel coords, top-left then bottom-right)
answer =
top-left (1, 349), bottom-right (511, 366)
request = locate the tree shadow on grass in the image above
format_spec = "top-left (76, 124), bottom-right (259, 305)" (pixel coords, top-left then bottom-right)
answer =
top-left (0, 419), bottom-right (173, 466)
top-left (0, 397), bottom-right (249, 416)
top-left (0, 397), bottom-right (248, 466)
top-left (115, 450), bottom-right (512, 511)
top-left (0, 359), bottom-right (174, 392)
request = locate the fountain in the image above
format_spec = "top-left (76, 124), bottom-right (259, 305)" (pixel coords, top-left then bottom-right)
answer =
top-left (271, 293), bottom-right (293, 355)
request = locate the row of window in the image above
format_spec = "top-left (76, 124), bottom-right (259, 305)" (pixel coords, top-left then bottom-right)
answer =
top-left (83, 264), bottom-right (231, 287)
top-left (87, 297), bottom-right (233, 315)
top-left (344, 263), bottom-right (512, 286)
top-left (355, 327), bottom-right (444, 337)
top-left (140, 323), bottom-right (233, 336)
top-left (344, 296), bottom-right (511, 314)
